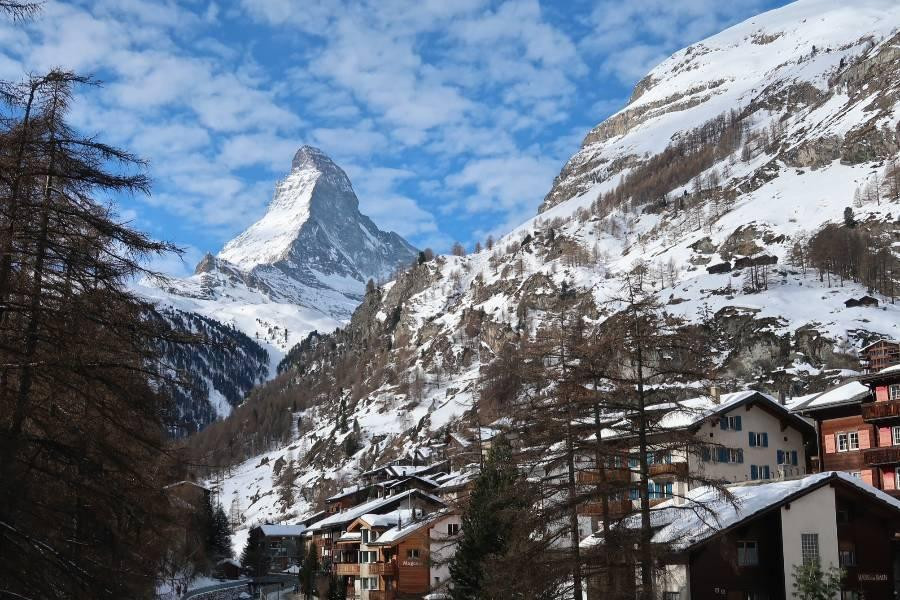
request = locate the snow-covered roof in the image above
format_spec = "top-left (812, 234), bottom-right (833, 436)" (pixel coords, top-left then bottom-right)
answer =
top-left (600, 390), bottom-right (811, 438)
top-left (283, 565), bottom-right (300, 574)
top-left (308, 489), bottom-right (445, 531)
top-left (362, 464), bottom-right (436, 479)
top-left (791, 381), bottom-right (871, 412)
top-left (369, 510), bottom-right (446, 545)
top-left (582, 471), bottom-right (900, 552)
top-left (449, 432), bottom-right (472, 448)
top-left (327, 485), bottom-right (369, 502)
top-left (259, 524), bottom-right (306, 537)
top-left (356, 508), bottom-right (423, 530)
top-left (337, 531), bottom-right (361, 543)
top-left (861, 339), bottom-right (900, 350)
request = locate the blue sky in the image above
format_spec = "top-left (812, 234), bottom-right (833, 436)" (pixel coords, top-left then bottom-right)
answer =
top-left (1, 0), bottom-right (790, 275)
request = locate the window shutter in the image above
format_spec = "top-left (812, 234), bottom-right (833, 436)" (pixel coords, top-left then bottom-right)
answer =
top-left (791, 450), bottom-right (798, 466)
top-left (824, 434), bottom-right (836, 454)
top-left (749, 432), bottom-right (756, 447)
top-left (858, 429), bottom-right (870, 450)
top-left (734, 416), bottom-right (742, 431)
top-left (763, 465), bottom-right (770, 479)
top-left (720, 419), bottom-right (727, 430)
top-left (777, 450), bottom-right (784, 465)
top-left (751, 465), bottom-right (758, 480)
top-left (738, 449), bottom-right (744, 463)
top-left (762, 433), bottom-right (769, 447)
top-left (701, 446), bottom-right (710, 462)
top-left (718, 447), bottom-right (728, 462)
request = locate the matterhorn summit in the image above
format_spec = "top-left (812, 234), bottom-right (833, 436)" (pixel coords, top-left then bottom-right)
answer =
top-left (137, 146), bottom-right (417, 429)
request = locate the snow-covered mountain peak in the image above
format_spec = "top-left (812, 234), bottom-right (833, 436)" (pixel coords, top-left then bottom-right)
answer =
top-left (290, 144), bottom-right (353, 192)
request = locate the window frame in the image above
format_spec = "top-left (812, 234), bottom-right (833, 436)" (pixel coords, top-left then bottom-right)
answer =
top-left (889, 384), bottom-right (900, 401)
top-left (893, 426), bottom-right (900, 447)
top-left (848, 431), bottom-right (860, 450)
top-left (447, 523), bottom-right (460, 536)
top-left (406, 548), bottom-right (421, 559)
top-left (800, 533), bottom-right (820, 566)
top-left (837, 432), bottom-right (849, 452)
top-left (737, 540), bottom-right (759, 566)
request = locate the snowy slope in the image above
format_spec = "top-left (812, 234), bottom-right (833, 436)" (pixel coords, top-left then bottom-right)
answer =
top-left (199, 0), bottom-right (900, 547)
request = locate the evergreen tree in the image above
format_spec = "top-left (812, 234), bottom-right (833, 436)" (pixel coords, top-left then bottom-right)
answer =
top-left (843, 206), bottom-right (856, 228)
top-left (300, 542), bottom-right (319, 600)
top-left (240, 528), bottom-right (271, 576)
top-left (277, 455), bottom-right (297, 511)
top-left (449, 436), bottom-right (524, 600)
top-left (207, 502), bottom-right (233, 562)
top-left (792, 562), bottom-right (843, 600)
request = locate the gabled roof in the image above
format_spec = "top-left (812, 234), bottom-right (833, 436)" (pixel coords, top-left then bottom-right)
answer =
top-left (600, 390), bottom-right (815, 440)
top-left (860, 363), bottom-right (900, 383)
top-left (581, 472), bottom-right (900, 552)
top-left (791, 380), bottom-right (871, 413)
top-left (258, 524), bottom-right (306, 537)
top-left (308, 489), bottom-right (445, 531)
top-left (327, 484), bottom-right (372, 502)
top-left (861, 339), bottom-right (900, 350)
top-left (369, 510), bottom-right (451, 546)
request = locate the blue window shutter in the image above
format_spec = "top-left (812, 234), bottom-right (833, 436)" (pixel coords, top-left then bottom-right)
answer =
top-left (762, 433), bottom-right (769, 447)
top-left (629, 487), bottom-right (638, 500)
top-left (718, 447), bottom-right (728, 462)
top-left (701, 446), bottom-right (710, 462)
top-left (738, 449), bottom-right (744, 464)
top-left (763, 465), bottom-right (771, 479)
top-left (720, 418), bottom-right (727, 430)
top-left (751, 465), bottom-right (758, 480)
top-left (749, 432), bottom-right (756, 447)
top-left (665, 482), bottom-right (673, 497)
top-left (734, 416), bottom-right (742, 431)
top-left (777, 450), bottom-right (784, 465)
top-left (791, 450), bottom-right (798, 466)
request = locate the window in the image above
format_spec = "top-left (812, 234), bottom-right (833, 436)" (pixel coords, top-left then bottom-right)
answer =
top-left (729, 448), bottom-right (744, 463)
top-left (361, 529), bottom-right (369, 544)
top-left (359, 551), bottom-right (376, 564)
top-left (748, 432), bottom-right (768, 447)
top-left (435, 577), bottom-right (441, 586)
top-left (893, 426), bottom-right (900, 446)
top-left (663, 593), bottom-right (680, 600)
top-left (737, 540), bottom-right (759, 566)
top-left (837, 432), bottom-right (859, 452)
top-left (895, 467), bottom-right (900, 490)
top-left (890, 384), bottom-right (900, 401)
top-left (849, 471), bottom-right (861, 479)
top-left (801, 533), bottom-right (819, 566)
top-left (750, 465), bottom-right (771, 480)
top-left (447, 523), bottom-right (460, 536)
top-left (360, 577), bottom-right (379, 590)
top-left (841, 591), bottom-right (860, 600)
top-left (839, 546), bottom-right (856, 567)
top-left (727, 415), bottom-right (743, 430)
top-left (406, 548), bottom-right (420, 559)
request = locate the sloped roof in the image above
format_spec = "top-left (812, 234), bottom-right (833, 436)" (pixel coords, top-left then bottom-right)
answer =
top-left (259, 524), bottom-right (306, 537)
top-left (308, 489), bottom-right (445, 531)
top-left (599, 390), bottom-right (814, 439)
top-left (791, 380), bottom-right (871, 413)
top-left (581, 471), bottom-right (900, 552)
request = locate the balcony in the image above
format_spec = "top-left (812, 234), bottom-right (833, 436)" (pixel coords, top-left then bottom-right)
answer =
top-left (648, 462), bottom-right (688, 478)
top-left (578, 499), bottom-right (632, 517)
top-left (863, 447), bottom-right (900, 466)
top-left (335, 563), bottom-right (360, 576)
top-left (577, 468), bottom-right (630, 484)
top-left (368, 561), bottom-right (398, 576)
top-left (861, 400), bottom-right (900, 422)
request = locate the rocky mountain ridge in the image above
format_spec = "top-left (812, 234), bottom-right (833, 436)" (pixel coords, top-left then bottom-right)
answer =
top-left (188, 0), bottom-right (900, 550)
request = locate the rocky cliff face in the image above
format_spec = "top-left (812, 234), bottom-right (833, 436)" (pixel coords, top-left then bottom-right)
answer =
top-left (139, 146), bottom-right (417, 432)
top-left (192, 0), bottom-right (900, 543)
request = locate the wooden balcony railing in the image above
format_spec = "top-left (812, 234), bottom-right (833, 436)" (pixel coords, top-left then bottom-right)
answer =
top-left (368, 591), bottom-right (396, 600)
top-left (864, 446), bottom-right (900, 466)
top-left (648, 462), bottom-right (688, 478)
top-left (335, 563), bottom-right (360, 576)
top-left (577, 468), bottom-right (630, 484)
top-left (368, 561), bottom-right (398, 576)
top-left (578, 499), bottom-right (632, 517)
top-left (861, 400), bottom-right (900, 422)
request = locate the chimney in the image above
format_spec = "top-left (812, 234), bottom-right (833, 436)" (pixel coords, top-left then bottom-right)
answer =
top-left (710, 386), bottom-right (721, 404)
top-left (778, 390), bottom-right (786, 406)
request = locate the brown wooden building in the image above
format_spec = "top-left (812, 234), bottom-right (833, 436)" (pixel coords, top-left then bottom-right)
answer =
top-left (862, 340), bottom-right (900, 373)
top-left (582, 472), bottom-right (900, 600)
